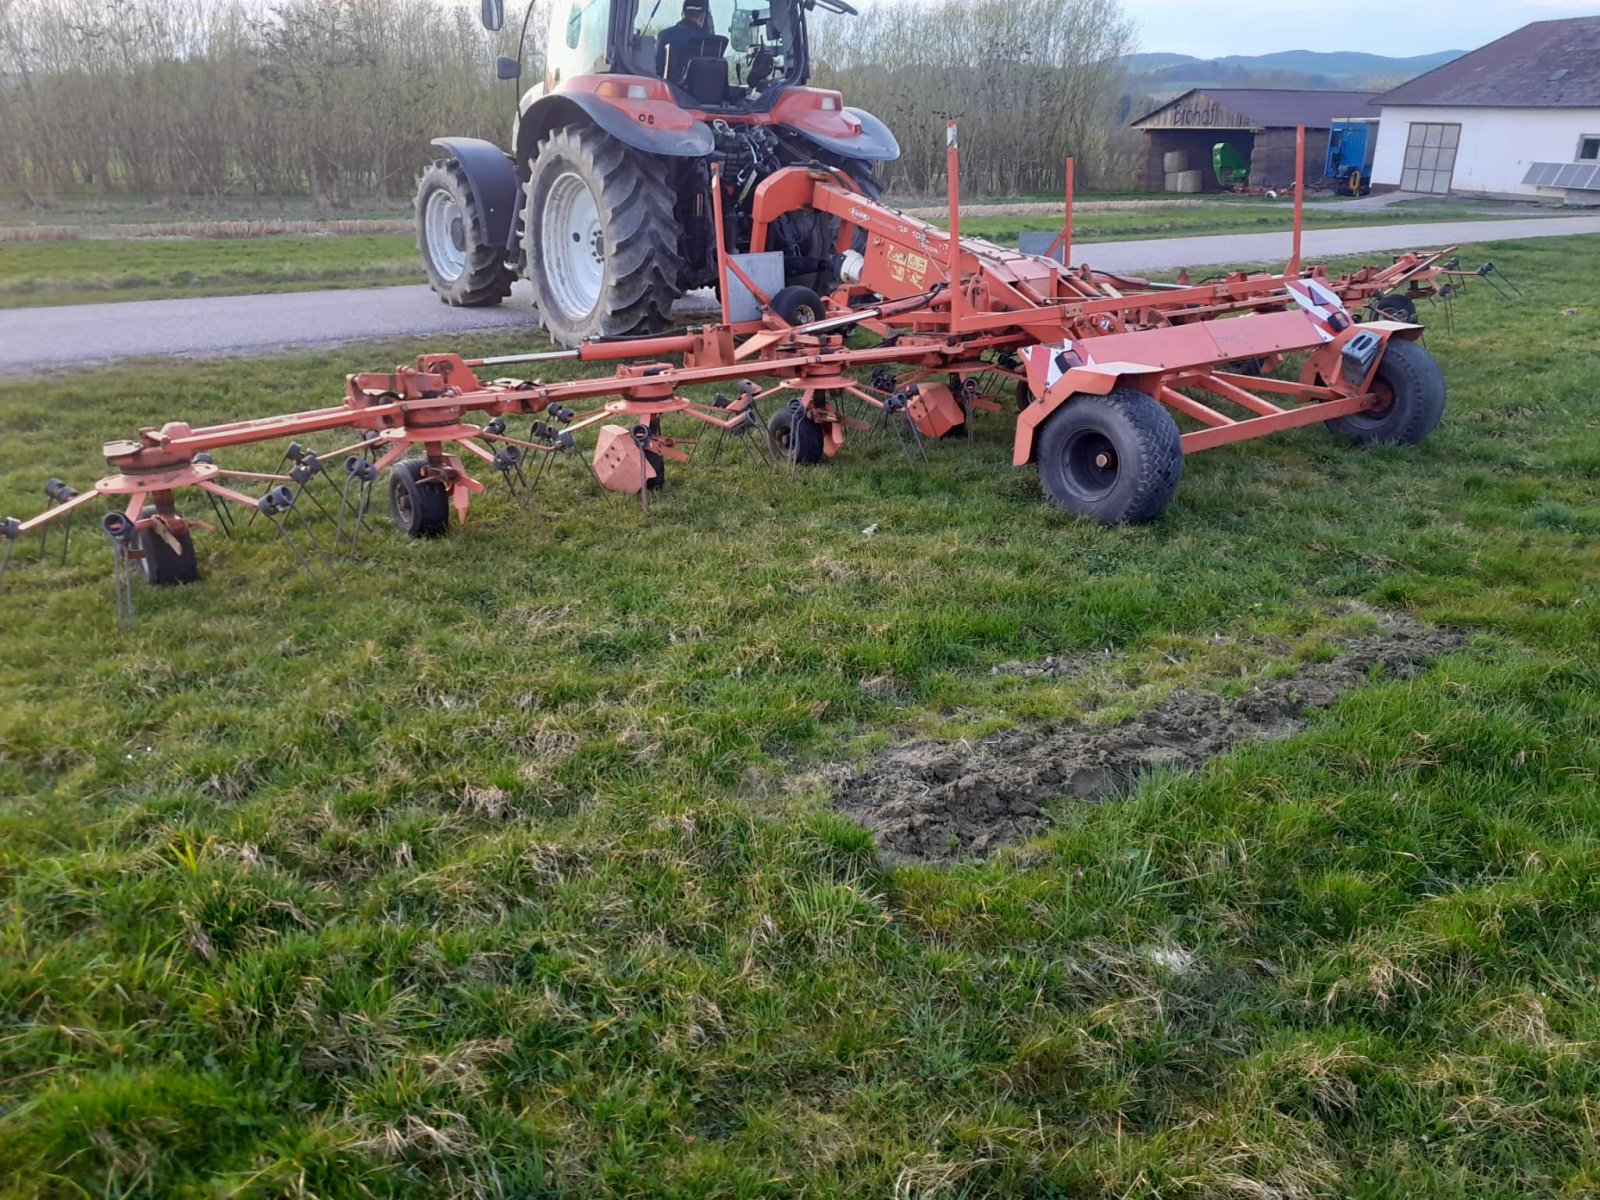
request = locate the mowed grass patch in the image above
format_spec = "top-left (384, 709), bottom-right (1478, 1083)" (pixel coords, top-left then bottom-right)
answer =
top-left (0, 233), bottom-right (422, 308)
top-left (1, 236), bottom-right (1599, 1197)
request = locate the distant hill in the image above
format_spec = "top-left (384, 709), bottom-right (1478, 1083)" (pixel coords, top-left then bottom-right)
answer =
top-left (1211, 50), bottom-right (1464, 77)
top-left (1122, 48), bottom-right (1464, 94)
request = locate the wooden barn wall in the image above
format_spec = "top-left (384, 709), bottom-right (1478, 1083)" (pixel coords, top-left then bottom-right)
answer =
top-left (1249, 127), bottom-right (1318, 189)
top-left (1134, 93), bottom-right (1258, 131)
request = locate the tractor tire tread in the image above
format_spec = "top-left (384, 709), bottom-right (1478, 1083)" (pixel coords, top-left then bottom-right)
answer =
top-left (526, 125), bottom-right (681, 346)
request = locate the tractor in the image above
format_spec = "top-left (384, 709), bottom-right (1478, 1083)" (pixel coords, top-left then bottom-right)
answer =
top-left (415, 0), bottom-right (898, 347)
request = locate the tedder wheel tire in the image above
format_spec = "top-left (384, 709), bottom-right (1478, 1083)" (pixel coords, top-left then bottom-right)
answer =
top-left (525, 124), bottom-right (681, 347)
top-left (138, 521), bottom-right (200, 586)
top-left (771, 285), bottom-right (826, 327)
top-left (769, 403), bottom-right (826, 464)
top-left (389, 460), bottom-right (451, 538)
top-left (415, 159), bottom-right (516, 308)
top-left (1324, 335), bottom-right (1446, 446)
top-left (1036, 388), bottom-right (1184, 525)
top-left (1369, 293), bottom-right (1418, 323)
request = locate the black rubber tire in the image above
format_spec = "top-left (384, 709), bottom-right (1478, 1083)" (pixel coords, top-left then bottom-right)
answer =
top-left (1324, 336), bottom-right (1446, 446)
top-left (389, 460), bottom-right (451, 538)
top-left (769, 403), bottom-right (825, 464)
top-left (139, 521), bottom-right (200, 586)
top-left (415, 159), bottom-right (516, 308)
top-left (1224, 357), bottom-right (1264, 377)
top-left (1369, 293), bottom-right (1418, 323)
top-left (525, 124), bottom-right (681, 347)
top-left (1037, 388), bottom-right (1184, 525)
top-left (771, 285), bottom-right (826, 327)
top-left (1016, 379), bottom-right (1033, 414)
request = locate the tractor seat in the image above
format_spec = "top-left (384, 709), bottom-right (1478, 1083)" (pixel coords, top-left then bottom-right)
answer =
top-left (681, 56), bottom-right (730, 105)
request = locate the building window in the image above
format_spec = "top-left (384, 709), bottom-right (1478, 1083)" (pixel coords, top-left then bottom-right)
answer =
top-left (1400, 122), bottom-right (1461, 195)
top-left (1579, 136), bottom-right (1600, 162)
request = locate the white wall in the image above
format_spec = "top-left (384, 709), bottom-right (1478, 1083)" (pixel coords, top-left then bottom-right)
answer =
top-left (1371, 105), bottom-right (1600, 198)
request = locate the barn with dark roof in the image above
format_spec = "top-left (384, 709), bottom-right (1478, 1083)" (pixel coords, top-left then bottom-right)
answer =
top-left (1130, 89), bottom-right (1378, 192)
top-left (1369, 17), bottom-right (1600, 201)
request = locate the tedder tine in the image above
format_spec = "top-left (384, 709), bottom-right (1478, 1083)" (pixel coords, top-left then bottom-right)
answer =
top-left (0, 519), bottom-right (19, 585)
top-left (102, 512), bottom-right (138, 630)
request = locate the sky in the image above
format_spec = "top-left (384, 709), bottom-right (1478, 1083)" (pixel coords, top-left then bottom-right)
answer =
top-left (1122, 0), bottom-right (1600, 58)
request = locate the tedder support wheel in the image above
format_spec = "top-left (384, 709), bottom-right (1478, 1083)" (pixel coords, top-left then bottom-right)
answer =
top-left (1325, 335), bottom-right (1446, 446)
top-left (525, 125), bottom-right (681, 347)
top-left (769, 403), bottom-right (826, 464)
top-left (1036, 388), bottom-right (1184, 525)
top-left (415, 159), bottom-right (515, 308)
top-left (771, 286), bottom-right (826, 327)
top-left (1369, 293), bottom-right (1418, 323)
top-left (389, 460), bottom-right (451, 538)
top-left (138, 521), bottom-right (200, 586)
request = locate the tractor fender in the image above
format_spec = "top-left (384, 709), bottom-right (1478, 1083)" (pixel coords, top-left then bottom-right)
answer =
top-left (515, 89), bottom-right (715, 169)
top-left (430, 137), bottom-right (521, 253)
top-left (1012, 363), bottom-right (1163, 467)
top-left (788, 106), bottom-right (901, 163)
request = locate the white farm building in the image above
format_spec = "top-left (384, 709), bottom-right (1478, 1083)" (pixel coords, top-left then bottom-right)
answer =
top-left (1370, 16), bottom-right (1600, 202)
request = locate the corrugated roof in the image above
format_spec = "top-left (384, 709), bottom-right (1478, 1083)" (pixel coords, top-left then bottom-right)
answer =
top-left (1131, 89), bottom-right (1379, 131)
top-left (1374, 17), bottom-right (1600, 108)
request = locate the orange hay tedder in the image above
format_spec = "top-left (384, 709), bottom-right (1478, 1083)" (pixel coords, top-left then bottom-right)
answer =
top-left (4, 119), bottom-right (1461, 622)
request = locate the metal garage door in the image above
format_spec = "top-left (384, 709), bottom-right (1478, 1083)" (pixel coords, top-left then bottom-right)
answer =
top-left (1400, 123), bottom-right (1460, 194)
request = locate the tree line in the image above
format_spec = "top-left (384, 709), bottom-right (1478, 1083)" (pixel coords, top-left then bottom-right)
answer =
top-left (809, 0), bottom-right (1138, 196)
top-left (0, 0), bottom-right (538, 206)
top-left (0, 0), bottom-right (1136, 205)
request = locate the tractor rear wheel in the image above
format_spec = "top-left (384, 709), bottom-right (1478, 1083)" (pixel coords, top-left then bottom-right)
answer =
top-left (525, 125), bottom-right (680, 347)
top-left (415, 160), bottom-right (516, 308)
top-left (389, 461), bottom-right (451, 538)
top-left (1324, 336), bottom-right (1445, 445)
top-left (769, 403), bottom-right (825, 464)
top-left (1036, 388), bottom-right (1184, 525)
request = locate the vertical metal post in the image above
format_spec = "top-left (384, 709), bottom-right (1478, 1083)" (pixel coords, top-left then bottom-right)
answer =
top-left (1064, 156), bottom-right (1075, 267)
top-left (710, 161), bottom-right (733, 327)
top-left (1289, 124), bottom-right (1306, 279)
top-left (946, 120), bottom-right (964, 330)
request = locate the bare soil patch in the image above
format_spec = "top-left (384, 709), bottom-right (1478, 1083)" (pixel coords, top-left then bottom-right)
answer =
top-left (833, 613), bottom-right (1467, 864)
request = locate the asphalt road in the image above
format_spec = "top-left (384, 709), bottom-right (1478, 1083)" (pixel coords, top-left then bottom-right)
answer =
top-left (5, 214), bottom-right (1600, 376)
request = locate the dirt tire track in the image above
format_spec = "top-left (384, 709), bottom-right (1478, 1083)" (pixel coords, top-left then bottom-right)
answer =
top-left (833, 614), bottom-right (1467, 864)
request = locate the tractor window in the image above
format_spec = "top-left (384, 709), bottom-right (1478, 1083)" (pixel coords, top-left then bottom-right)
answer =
top-left (635, 1), bottom-right (795, 91)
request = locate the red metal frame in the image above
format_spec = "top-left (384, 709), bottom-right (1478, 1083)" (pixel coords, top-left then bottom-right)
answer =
top-left (4, 121), bottom-right (1455, 574)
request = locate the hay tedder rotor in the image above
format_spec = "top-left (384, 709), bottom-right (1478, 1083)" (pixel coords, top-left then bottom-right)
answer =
top-left (4, 120), bottom-right (1488, 623)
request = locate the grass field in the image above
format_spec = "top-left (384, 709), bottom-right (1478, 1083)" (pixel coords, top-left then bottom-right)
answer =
top-left (0, 198), bottom-right (1527, 309)
top-left (1, 234), bottom-right (1599, 1197)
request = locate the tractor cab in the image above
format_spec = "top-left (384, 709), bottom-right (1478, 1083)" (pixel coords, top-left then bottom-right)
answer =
top-left (554, 0), bottom-right (822, 111)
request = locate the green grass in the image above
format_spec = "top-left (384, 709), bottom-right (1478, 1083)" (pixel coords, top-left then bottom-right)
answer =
top-left (0, 235), bottom-right (424, 308)
top-left (2, 235), bottom-right (1599, 1197)
top-left (1, 197), bottom-right (1538, 309)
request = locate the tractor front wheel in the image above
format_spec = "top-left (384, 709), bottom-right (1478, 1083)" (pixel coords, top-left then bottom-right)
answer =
top-left (525, 125), bottom-right (681, 347)
top-left (1036, 388), bottom-right (1184, 525)
top-left (415, 160), bottom-right (515, 308)
top-left (389, 461), bottom-right (451, 538)
top-left (1324, 336), bottom-right (1445, 445)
